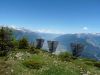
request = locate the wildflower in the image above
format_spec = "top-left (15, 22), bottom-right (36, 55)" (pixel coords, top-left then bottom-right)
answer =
top-left (15, 52), bottom-right (23, 58)
top-left (6, 72), bottom-right (8, 74)
top-left (15, 52), bottom-right (23, 60)
top-left (82, 74), bottom-right (88, 75)
top-left (53, 60), bottom-right (58, 64)
top-left (11, 69), bottom-right (14, 72)
top-left (87, 71), bottom-right (91, 74)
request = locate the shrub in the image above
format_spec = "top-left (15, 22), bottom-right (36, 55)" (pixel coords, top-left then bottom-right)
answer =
top-left (23, 60), bottom-right (43, 69)
top-left (0, 51), bottom-right (8, 56)
top-left (94, 62), bottom-right (100, 68)
top-left (18, 37), bottom-right (29, 49)
top-left (29, 46), bottom-right (40, 54)
top-left (58, 52), bottom-right (74, 61)
top-left (84, 59), bottom-right (100, 68)
top-left (84, 61), bottom-right (94, 66)
top-left (41, 49), bottom-right (49, 53)
top-left (12, 38), bottom-right (18, 49)
top-left (83, 58), bottom-right (97, 66)
top-left (82, 58), bottom-right (96, 62)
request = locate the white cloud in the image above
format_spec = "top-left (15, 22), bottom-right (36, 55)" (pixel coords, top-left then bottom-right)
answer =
top-left (83, 27), bottom-right (88, 30)
top-left (10, 25), bottom-right (16, 29)
top-left (35, 29), bottom-right (65, 34)
top-left (37, 29), bottom-right (51, 33)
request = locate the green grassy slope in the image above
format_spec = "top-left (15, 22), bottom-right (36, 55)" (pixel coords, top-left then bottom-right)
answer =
top-left (0, 49), bottom-right (100, 75)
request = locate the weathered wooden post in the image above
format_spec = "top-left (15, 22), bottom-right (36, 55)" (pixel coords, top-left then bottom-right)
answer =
top-left (47, 41), bottom-right (58, 53)
top-left (36, 38), bottom-right (44, 49)
top-left (70, 42), bottom-right (84, 57)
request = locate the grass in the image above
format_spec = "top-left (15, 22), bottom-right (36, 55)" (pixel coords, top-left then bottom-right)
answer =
top-left (0, 49), bottom-right (100, 75)
top-left (0, 57), bottom-right (12, 75)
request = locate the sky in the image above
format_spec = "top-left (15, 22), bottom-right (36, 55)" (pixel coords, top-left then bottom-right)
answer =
top-left (0, 0), bottom-right (100, 34)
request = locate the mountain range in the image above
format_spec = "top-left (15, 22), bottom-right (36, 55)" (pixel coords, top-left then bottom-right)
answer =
top-left (55, 33), bottom-right (100, 60)
top-left (9, 27), bottom-right (100, 60)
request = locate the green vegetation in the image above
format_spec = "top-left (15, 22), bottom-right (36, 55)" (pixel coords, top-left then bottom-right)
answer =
top-left (29, 46), bottom-right (40, 54)
top-left (0, 26), bottom-right (100, 75)
top-left (0, 49), bottom-right (100, 75)
top-left (18, 37), bottom-right (29, 49)
top-left (58, 52), bottom-right (75, 61)
top-left (0, 27), bottom-right (14, 56)
top-left (23, 60), bottom-right (42, 69)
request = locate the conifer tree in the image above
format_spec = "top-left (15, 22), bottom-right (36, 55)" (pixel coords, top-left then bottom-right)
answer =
top-left (0, 27), bottom-right (13, 56)
top-left (18, 37), bottom-right (29, 49)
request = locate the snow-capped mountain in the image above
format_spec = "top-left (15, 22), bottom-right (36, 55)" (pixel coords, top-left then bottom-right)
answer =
top-left (10, 27), bottom-right (60, 42)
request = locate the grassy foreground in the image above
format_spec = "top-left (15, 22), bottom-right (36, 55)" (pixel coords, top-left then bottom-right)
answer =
top-left (0, 49), bottom-right (100, 75)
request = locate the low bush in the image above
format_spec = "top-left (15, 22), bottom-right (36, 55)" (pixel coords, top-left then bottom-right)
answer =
top-left (84, 61), bottom-right (94, 66)
top-left (58, 52), bottom-right (74, 61)
top-left (29, 46), bottom-right (40, 54)
top-left (82, 58), bottom-right (96, 62)
top-left (83, 59), bottom-right (100, 68)
top-left (41, 49), bottom-right (49, 53)
top-left (94, 62), bottom-right (100, 68)
top-left (18, 37), bottom-right (29, 49)
top-left (23, 60), bottom-right (43, 69)
top-left (0, 51), bottom-right (8, 56)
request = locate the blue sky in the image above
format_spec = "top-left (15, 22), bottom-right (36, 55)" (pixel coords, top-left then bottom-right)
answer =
top-left (0, 0), bottom-right (100, 34)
